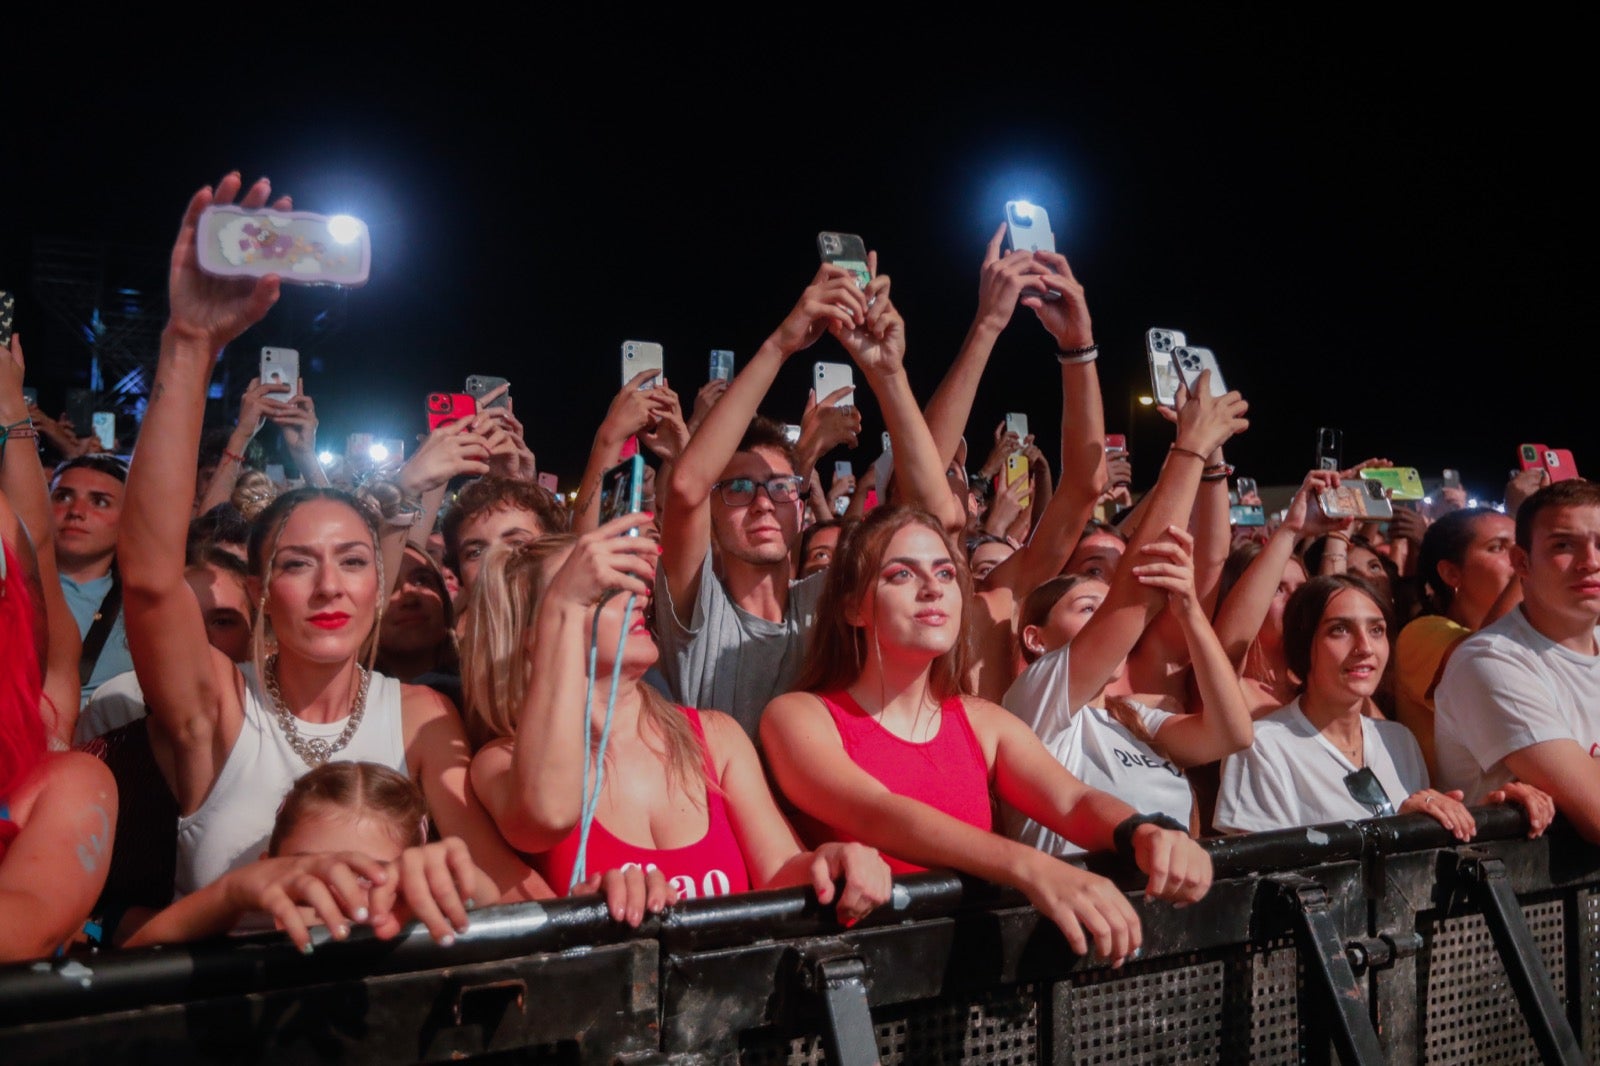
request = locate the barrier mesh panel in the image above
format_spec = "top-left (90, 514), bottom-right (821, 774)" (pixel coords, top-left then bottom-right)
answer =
top-left (1054, 953), bottom-right (1226, 1063)
top-left (1582, 889), bottom-right (1600, 1057)
top-left (738, 983), bottom-right (1038, 1065)
top-left (1421, 898), bottom-right (1566, 1065)
top-left (1244, 938), bottom-right (1303, 1065)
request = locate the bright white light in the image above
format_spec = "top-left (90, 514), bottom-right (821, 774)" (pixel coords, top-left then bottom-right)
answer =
top-left (1423, 495), bottom-right (1434, 505)
top-left (317, 450), bottom-right (335, 466)
top-left (1137, 395), bottom-right (1155, 406)
top-left (368, 443), bottom-right (389, 462)
top-left (1468, 498), bottom-right (1480, 508)
top-left (327, 215), bottom-right (362, 244)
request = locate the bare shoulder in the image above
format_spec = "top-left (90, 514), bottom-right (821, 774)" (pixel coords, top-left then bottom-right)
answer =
top-left (401, 679), bottom-right (462, 724)
top-left (696, 708), bottom-right (755, 774)
top-left (8, 751), bottom-right (116, 823)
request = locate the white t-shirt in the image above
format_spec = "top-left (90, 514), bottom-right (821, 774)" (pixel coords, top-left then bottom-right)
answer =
top-left (75, 669), bottom-right (148, 745)
top-left (1433, 607), bottom-right (1600, 803)
top-left (999, 644), bottom-right (1186, 856)
top-left (1214, 700), bottom-right (1428, 834)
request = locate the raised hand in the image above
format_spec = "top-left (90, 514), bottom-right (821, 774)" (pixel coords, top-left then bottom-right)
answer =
top-left (167, 173), bottom-right (285, 351)
top-left (687, 379), bottom-right (728, 436)
top-left (541, 513), bottom-right (660, 609)
top-left (1282, 469), bottom-right (1349, 537)
top-left (799, 386), bottom-right (862, 455)
top-left (975, 223), bottom-right (1053, 333)
top-left (769, 264), bottom-right (867, 356)
top-left (1022, 249), bottom-right (1093, 351)
top-left (268, 393), bottom-right (319, 458)
top-left (835, 256), bottom-right (905, 377)
top-left (1132, 526), bottom-right (1200, 612)
top-left (397, 418), bottom-right (493, 496)
top-left (638, 383), bottom-right (690, 462)
top-left (1171, 371), bottom-right (1249, 459)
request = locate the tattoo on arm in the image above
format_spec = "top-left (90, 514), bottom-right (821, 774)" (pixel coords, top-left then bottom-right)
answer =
top-left (75, 804), bottom-right (112, 874)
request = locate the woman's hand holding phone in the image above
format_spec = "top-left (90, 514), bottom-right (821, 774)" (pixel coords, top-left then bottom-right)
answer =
top-left (834, 256), bottom-right (906, 378)
top-left (638, 384), bottom-right (689, 462)
top-left (976, 223), bottom-right (1053, 333)
top-left (542, 514), bottom-right (659, 612)
top-left (1020, 249), bottom-right (1093, 351)
top-left (1172, 370), bottom-right (1249, 459)
top-left (397, 418), bottom-right (493, 497)
top-left (1283, 469), bottom-right (1348, 536)
top-left (167, 173), bottom-right (287, 353)
top-left (770, 264), bottom-right (867, 356)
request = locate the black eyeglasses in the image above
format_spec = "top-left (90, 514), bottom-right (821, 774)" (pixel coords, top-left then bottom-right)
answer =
top-left (711, 476), bottom-right (808, 507)
top-left (1342, 767), bottom-right (1395, 818)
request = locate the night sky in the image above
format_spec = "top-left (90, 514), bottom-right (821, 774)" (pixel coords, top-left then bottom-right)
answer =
top-left (6, 17), bottom-right (1587, 501)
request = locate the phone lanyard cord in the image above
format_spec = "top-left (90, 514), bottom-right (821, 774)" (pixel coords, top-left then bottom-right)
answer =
top-left (569, 591), bottom-right (635, 892)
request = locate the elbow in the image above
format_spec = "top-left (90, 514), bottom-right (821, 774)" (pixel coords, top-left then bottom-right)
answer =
top-left (665, 464), bottom-right (709, 512)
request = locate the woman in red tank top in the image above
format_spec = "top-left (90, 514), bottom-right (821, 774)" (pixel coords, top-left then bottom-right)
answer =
top-left (759, 506), bottom-right (1215, 967)
top-left (460, 519), bottom-right (891, 923)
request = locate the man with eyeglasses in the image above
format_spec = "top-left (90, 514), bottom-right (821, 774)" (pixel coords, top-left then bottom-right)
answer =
top-left (657, 260), bottom-right (966, 735)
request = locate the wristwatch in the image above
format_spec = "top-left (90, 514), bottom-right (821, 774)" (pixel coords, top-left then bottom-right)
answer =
top-left (1113, 812), bottom-right (1188, 859)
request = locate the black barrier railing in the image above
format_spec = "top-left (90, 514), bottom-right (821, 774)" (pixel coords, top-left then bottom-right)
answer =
top-left (2, 806), bottom-right (1596, 1065)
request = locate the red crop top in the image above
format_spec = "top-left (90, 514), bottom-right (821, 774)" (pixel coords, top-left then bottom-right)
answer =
top-left (810, 690), bottom-right (993, 875)
top-left (533, 706), bottom-right (752, 900)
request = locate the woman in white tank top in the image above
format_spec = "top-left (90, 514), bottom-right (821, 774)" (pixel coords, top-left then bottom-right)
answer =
top-left (123, 173), bottom-right (544, 910)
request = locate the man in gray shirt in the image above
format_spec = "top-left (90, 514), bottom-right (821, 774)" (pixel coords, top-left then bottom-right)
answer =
top-left (656, 259), bottom-right (964, 734)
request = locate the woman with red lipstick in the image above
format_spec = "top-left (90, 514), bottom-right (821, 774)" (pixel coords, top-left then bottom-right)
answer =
top-left (459, 522), bottom-right (891, 919)
top-left (119, 174), bottom-right (545, 916)
top-left (1214, 574), bottom-right (1552, 837)
top-left (759, 506), bottom-right (1213, 968)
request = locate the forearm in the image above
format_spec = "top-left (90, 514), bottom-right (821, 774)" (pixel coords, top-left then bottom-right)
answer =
top-left (507, 603), bottom-right (598, 840)
top-left (873, 369), bottom-right (964, 530)
top-left (672, 341), bottom-right (788, 502)
top-left (195, 423), bottom-right (255, 515)
top-left (1212, 524), bottom-right (1298, 666)
top-left (122, 329), bottom-right (214, 594)
top-left (1191, 476), bottom-right (1231, 610)
top-left (923, 318), bottom-right (1002, 466)
top-left (572, 427), bottom-right (633, 533)
top-left (1166, 605), bottom-right (1253, 764)
top-left (122, 878), bottom-right (242, 946)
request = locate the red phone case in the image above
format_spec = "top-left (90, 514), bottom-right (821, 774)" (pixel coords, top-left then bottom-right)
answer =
top-left (427, 392), bottom-right (476, 431)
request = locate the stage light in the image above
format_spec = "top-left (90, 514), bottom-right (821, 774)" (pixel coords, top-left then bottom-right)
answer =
top-left (327, 215), bottom-right (362, 244)
top-left (368, 442), bottom-right (389, 463)
top-left (318, 450), bottom-right (335, 466)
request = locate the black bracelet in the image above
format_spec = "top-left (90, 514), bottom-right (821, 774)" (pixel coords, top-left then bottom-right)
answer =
top-left (1056, 343), bottom-right (1099, 365)
top-left (1113, 812), bottom-right (1187, 859)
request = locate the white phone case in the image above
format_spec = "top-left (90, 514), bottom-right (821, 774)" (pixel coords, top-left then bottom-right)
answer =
top-left (814, 362), bottom-right (855, 407)
top-left (260, 347), bottom-right (300, 399)
top-left (1170, 346), bottom-right (1229, 398)
top-left (1004, 412), bottom-right (1029, 441)
top-left (1145, 328), bottom-right (1187, 406)
top-left (1004, 201), bottom-right (1055, 253)
top-left (622, 340), bottom-right (664, 389)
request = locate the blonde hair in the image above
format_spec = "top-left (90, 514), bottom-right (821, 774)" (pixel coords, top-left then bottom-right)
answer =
top-left (458, 536), bottom-right (710, 803)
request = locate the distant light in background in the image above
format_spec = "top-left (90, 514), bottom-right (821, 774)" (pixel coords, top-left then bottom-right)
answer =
top-left (1137, 395), bottom-right (1155, 406)
top-left (1468, 498), bottom-right (1480, 508)
top-left (327, 214), bottom-right (362, 244)
top-left (318, 450), bottom-right (335, 467)
top-left (368, 442), bottom-right (389, 463)
top-left (1423, 495), bottom-right (1434, 505)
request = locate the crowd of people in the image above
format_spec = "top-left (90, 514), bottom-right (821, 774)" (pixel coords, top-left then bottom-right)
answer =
top-left (1, 172), bottom-right (1594, 969)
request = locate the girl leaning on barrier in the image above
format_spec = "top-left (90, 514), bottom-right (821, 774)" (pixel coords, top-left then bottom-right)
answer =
top-left (1213, 573), bottom-right (1555, 837)
top-left (120, 174), bottom-right (546, 925)
top-left (759, 505), bottom-right (1214, 970)
top-left (459, 523), bottom-right (892, 923)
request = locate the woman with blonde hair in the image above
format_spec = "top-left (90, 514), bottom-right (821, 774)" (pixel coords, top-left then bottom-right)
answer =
top-left (460, 516), bottom-right (891, 917)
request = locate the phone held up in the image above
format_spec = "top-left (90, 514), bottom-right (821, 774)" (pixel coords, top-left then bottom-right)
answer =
top-left (1316, 428), bottom-right (1343, 473)
top-left (709, 349), bottom-right (735, 383)
top-left (1004, 412), bottom-right (1029, 442)
top-left (817, 232), bottom-right (870, 290)
top-left (1145, 328), bottom-right (1187, 407)
top-left (465, 374), bottom-right (510, 411)
top-left (260, 347), bottom-right (300, 399)
top-left (1319, 479), bottom-right (1394, 521)
top-left (1519, 443), bottom-right (1580, 483)
top-left (1358, 467), bottom-right (1425, 501)
top-left (622, 340), bottom-right (664, 390)
top-left (91, 412), bottom-right (116, 451)
top-left (599, 453), bottom-right (647, 535)
top-left (814, 362), bottom-right (855, 408)
top-left (427, 392), bottom-right (476, 432)
top-left (196, 205), bottom-right (371, 287)
top-left (1003, 201), bottom-right (1061, 301)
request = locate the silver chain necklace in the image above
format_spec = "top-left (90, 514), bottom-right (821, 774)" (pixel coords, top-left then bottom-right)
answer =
top-left (264, 654), bottom-right (371, 768)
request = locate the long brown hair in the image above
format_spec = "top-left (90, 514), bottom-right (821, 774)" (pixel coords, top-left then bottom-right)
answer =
top-left (457, 535), bottom-right (710, 803)
top-left (795, 506), bottom-right (972, 698)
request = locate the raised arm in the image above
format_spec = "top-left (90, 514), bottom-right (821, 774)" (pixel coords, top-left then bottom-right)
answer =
top-left (122, 174), bottom-right (283, 811)
top-left (1063, 375), bottom-right (1248, 710)
top-left (572, 373), bottom-right (684, 532)
top-left (661, 265), bottom-right (866, 614)
top-left (838, 256), bottom-right (966, 533)
top-left (982, 248), bottom-right (1107, 594)
top-left (0, 335), bottom-right (82, 741)
top-left (195, 377), bottom-right (288, 514)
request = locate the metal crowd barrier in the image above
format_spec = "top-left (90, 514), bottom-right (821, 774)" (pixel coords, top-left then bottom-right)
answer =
top-left (1, 805), bottom-right (1595, 1065)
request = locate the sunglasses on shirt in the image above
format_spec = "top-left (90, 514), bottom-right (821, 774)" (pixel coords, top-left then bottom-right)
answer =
top-left (1342, 767), bottom-right (1396, 818)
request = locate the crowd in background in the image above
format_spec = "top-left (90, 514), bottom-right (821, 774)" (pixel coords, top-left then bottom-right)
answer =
top-left (2, 173), bottom-right (1596, 968)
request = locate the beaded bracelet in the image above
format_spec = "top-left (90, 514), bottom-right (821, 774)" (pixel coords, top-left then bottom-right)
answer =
top-left (1056, 343), bottom-right (1099, 365)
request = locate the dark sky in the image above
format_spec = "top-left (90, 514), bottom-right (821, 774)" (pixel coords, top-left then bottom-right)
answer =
top-left (6, 17), bottom-right (1588, 500)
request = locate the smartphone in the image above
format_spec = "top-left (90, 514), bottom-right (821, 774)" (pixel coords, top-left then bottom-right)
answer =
top-left (834, 460), bottom-right (852, 482)
top-left (1235, 476), bottom-right (1259, 500)
top-left (0, 289), bottom-right (14, 346)
top-left (21, 386), bottom-right (37, 408)
top-left (260, 347), bottom-right (300, 399)
top-left (1229, 504), bottom-right (1266, 527)
top-left (65, 388), bottom-right (94, 437)
top-left (1543, 448), bottom-right (1580, 482)
top-left (1104, 434), bottom-right (1128, 457)
top-left (1145, 328), bottom-right (1188, 406)
top-left (813, 362), bottom-right (855, 407)
top-left (1441, 468), bottom-right (1462, 490)
top-left (1169, 346), bottom-right (1228, 398)
top-left (709, 349), bottom-right (735, 382)
top-left (817, 231), bottom-right (870, 290)
top-left (1004, 412), bottom-right (1029, 441)
top-left (599, 453), bottom-right (646, 534)
top-left (91, 412), bottom-right (115, 450)
top-left (1517, 443), bottom-right (1546, 472)
top-left (782, 424), bottom-right (802, 446)
top-left (622, 340), bottom-right (664, 390)
top-left (1003, 452), bottom-right (1031, 509)
top-left (1317, 427), bottom-right (1343, 473)
top-left (1359, 467), bottom-right (1425, 501)
top-left (427, 392), bottom-right (476, 431)
top-left (537, 472), bottom-right (559, 494)
top-left (195, 205), bottom-right (371, 287)
top-left (1002, 202), bottom-right (1060, 301)
top-left (881, 431), bottom-right (892, 452)
top-left (1319, 479), bottom-right (1394, 521)
top-left (465, 374), bottom-right (510, 411)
